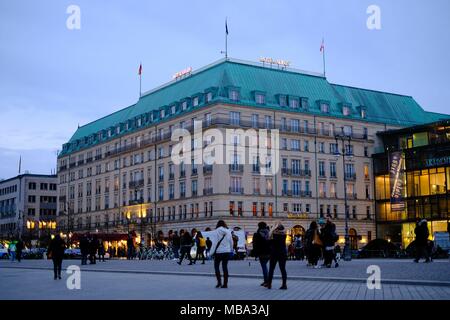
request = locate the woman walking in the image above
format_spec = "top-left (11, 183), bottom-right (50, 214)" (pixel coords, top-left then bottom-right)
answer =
top-left (48, 234), bottom-right (66, 280)
top-left (211, 220), bottom-right (234, 288)
top-left (305, 221), bottom-right (322, 268)
top-left (266, 222), bottom-right (288, 290)
top-left (177, 231), bottom-right (194, 265)
top-left (194, 231), bottom-right (207, 264)
top-left (252, 222), bottom-right (270, 287)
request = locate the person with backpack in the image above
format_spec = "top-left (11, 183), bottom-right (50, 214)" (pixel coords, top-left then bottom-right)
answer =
top-left (320, 214), bottom-right (339, 268)
top-left (252, 222), bottom-right (271, 287)
top-left (305, 221), bottom-right (322, 268)
top-left (194, 231), bottom-right (206, 264)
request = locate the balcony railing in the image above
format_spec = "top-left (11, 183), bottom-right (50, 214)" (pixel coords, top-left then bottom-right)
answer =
top-left (203, 165), bottom-right (213, 175)
top-left (129, 179), bottom-right (144, 188)
top-left (346, 193), bottom-right (357, 199)
top-left (203, 188), bottom-right (213, 195)
top-left (319, 192), bottom-right (327, 198)
top-left (158, 175), bottom-right (164, 182)
top-left (168, 173), bottom-right (175, 180)
top-left (330, 192), bottom-right (337, 198)
top-left (345, 173), bottom-right (357, 181)
top-left (229, 187), bottom-right (244, 194)
top-left (229, 164), bottom-right (244, 173)
top-left (180, 170), bottom-right (186, 178)
top-left (191, 168), bottom-right (198, 176)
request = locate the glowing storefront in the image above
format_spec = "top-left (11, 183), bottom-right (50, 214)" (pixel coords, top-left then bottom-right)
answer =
top-left (373, 120), bottom-right (450, 248)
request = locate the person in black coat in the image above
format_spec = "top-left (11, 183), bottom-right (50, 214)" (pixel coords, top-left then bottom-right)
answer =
top-left (266, 222), bottom-right (288, 290)
top-left (48, 234), bottom-right (66, 280)
top-left (414, 219), bottom-right (430, 263)
top-left (172, 231), bottom-right (181, 259)
top-left (89, 235), bottom-right (98, 264)
top-left (177, 231), bottom-right (193, 265)
top-left (320, 214), bottom-right (338, 268)
top-left (79, 234), bottom-right (89, 265)
top-left (16, 238), bottom-right (24, 263)
top-left (252, 222), bottom-right (271, 287)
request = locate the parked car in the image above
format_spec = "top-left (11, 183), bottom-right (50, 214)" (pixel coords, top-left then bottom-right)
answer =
top-left (0, 244), bottom-right (9, 259)
top-left (22, 248), bottom-right (47, 259)
top-left (357, 239), bottom-right (401, 258)
top-left (64, 248), bottom-right (82, 259)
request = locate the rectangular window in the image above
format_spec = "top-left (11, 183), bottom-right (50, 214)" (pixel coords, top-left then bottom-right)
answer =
top-left (230, 111), bottom-right (240, 125)
top-left (255, 93), bottom-right (265, 104)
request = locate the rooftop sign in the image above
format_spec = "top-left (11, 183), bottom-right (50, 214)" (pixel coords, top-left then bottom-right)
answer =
top-left (173, 67), bottom-right (193, 80)
top-left (259, 57), bottom-right (290, 68)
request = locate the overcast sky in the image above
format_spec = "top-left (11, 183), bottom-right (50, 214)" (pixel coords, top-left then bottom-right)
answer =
top-left (1, 0), bottom-right (449, 179)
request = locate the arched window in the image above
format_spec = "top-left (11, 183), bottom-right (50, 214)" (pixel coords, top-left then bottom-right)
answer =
top-left (349, 228), bottom-right (358, 250)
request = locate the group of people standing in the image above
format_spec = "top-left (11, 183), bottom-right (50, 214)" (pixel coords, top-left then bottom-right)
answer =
top-left (79, 233), bottom-right (106, 265)
top-left (176, 229), bottom-right (213, 265)
top-left (304, 215), bottom-right (340, 268)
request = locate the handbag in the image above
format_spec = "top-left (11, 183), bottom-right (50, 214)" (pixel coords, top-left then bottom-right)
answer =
top-left (312, 231), bottom-right (323, 246)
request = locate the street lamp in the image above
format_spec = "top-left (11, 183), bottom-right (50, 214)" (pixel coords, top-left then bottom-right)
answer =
top-left (335, 130), bottom-right (352, 261)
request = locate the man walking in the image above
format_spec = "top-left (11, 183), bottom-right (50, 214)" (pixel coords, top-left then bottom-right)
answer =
top-left (414, 219), bottom-right (430, 263)
top-left (320, 214), bottom-right (338, 268)
top-left (80, 234), bottom-right (89, 265)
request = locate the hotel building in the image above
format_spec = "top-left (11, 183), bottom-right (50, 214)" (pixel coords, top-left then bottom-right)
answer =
top-left (0, 174), bottom-right (57, 241)
top-left (56, 58), bottom-right (449, 248)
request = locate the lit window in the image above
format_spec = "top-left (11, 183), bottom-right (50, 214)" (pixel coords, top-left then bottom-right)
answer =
top-left (290, 98), bottom-right (299, 109)
top-left (229, 90), bottom-right (239, 101)
top-left (255, 93), bottom-right (265, 104)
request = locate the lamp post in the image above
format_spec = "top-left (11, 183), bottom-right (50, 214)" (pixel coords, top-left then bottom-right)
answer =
top-left (335, 131), bottom-right (352, 261)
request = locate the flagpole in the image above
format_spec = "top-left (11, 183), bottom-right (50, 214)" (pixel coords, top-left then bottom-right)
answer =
top-left (225, 18), bottom-right (228, 59)
top-left (322, 38), bottom-right (326, 77)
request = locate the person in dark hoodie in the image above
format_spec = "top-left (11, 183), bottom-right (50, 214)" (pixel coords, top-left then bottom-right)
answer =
top-left (320, 214), bottom-right (338, 268)
top-left (252, 222), bottom-right (271, 287)
top-left (305, 221), bottom-right (322, 268)
top-left (48, 234), bottom-right (66, 280)
top-left (266, 222), bottom-right (288, 290)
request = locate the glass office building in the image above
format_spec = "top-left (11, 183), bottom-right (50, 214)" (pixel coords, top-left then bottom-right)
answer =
top-left (373, 120), bottom-right (450, 248)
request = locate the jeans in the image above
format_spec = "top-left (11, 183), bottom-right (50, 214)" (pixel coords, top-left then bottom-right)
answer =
top-left (195, 247), bottom-right (206, 263)
top-left (214, 253), bottom-right (230, 275)
top-left (268, 255), bottom-right (287, 284)
top-left (81, 254), bottom-right (88, 265)
top-left (259, 257), bottom-right (269, 283)
top-left (10, 251), bottom-right (16, 262)
top-left (173, 246), bottom-right (180, 259)
top-left (53, 257), bottom-right (63, 278)
top-left (415, 245), bottom-right (429, 261)
top-left (323, 248), bottom-right (335, 266)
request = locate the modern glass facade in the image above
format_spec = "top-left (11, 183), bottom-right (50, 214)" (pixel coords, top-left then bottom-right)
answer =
top-left (373, 120), bottom-right (450, 247)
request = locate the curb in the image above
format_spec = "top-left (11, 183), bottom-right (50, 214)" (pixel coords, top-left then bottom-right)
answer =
top-left (3, 266), bottom-right (450, 287)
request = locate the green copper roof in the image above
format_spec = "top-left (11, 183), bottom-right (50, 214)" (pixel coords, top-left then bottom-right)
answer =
top-left (61, 58), bottom-right (449, 156)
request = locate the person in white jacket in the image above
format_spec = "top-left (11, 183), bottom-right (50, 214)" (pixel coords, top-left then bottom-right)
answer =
top-left (211, 220), bottom-right (234, 288)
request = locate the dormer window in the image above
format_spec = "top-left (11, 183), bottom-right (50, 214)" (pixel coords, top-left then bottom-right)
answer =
top-left (181, 101), bottom-right (188, 111)
top-left (301, 98), bottom-right (309, 110)
top-left (193, 96), bottom-right (199, 107)
top-left (229, 89), bottom-right (239, 101)
top-left (279, 95), bottom-right (287, 107)
top-left (116, 126), bottom-right (120, 134)
top-left (206, 92), bottom-right (213, 103)
top-left (289, 98), bottom-right (299, 109)
top-left (160, 109), bottom-right (165, 119)
top-left (171, 105), bottom-right (176, 115)
top-left (320, 102), bottom-right (329, 113)
top-left (255, 93), bottom-right (265, 104)
top-left (361, 109), bottom-right (366, 118)
top-left (108, 129), bottom-right (112, 137)
top-left (343, 106), bottom-right (351, 116)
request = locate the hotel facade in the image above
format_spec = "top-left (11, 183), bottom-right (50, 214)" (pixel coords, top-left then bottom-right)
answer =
top-left (56, 58), bottom-right (449, 248)
top-left (0, 174), bottom-right (57, 241)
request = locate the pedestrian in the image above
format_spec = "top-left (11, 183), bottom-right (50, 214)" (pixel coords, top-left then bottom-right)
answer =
top-left (414, 219), bottom-right (430, 263)
top-left (293, 235), bottom-right (304, 261)
top-left (211, 220), bottom-right (234, 288)
top-left (9, 240), bottom-right (17, 262)
top-left (205, 237), bottom-right (212, 260)
top-left (89, 235), bottom-right (98, 264)
top-left (266, 222), bottom-right (288, 290)
top-left (194, 231), bottom-right (206, 264)
top-left (252, 222), bottom-right (270, 287)
top-left (80, 234), bottom-right (89, 265)
top-left (98, 239), bottom-right (105, 262)
top-left (288, 243), bottom-right (295, 260)
top-left (127, 234), bottom-right (134, 260)
top-left (16, 238), bottom-right (24, 263)
top-left (48, 234), bottom-right (66, 280)
top-left (305, 221), bottom-right (322, 268)
top-left (177, 230), bottom-right (194, 265)
top-left (172, 231), bottom-right (180, 260)
top-left (320, 214), bottom-right (339, 268)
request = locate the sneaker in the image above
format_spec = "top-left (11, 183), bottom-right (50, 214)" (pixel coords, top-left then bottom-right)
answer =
top-left (335, 263), bottom-right (339, 268)
top-left (177, 261), bottom-right (181, 265)
top-left (279, 285), bottom-right (287, 290)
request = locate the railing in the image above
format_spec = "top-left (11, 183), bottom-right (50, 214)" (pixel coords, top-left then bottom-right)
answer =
top-left (330, 192), bottom-right (337, 198)
top-left (86, 157), bottom-right (93, 163)
top-left (58, 165), bottom-right (67, 172)
top-left (77, 160), bottom-right (84, 166)
top-left (203, 188), bottom-right (213, 195)
top-left (192, 168), bottom-right (198, 176)
top-left (345, 173), bottom-right (357, 181)
top-left (180, 170), bottom-right (186, 178)
top-left (319, 192), bottom-right (327, 198)
top-left (168, 173), bottom-right (175, 180)
top-left (203, 165), bottom-right (213, 175)
top-left (281, 168), bottom-right (291, 176)
top-left (158, 175), bottom-right (164, 182)
top-left (229, 164), bottom-right (244, 173)
top-left (253, 189), bottom-right (261, 195)
top-left (229, 187), bottom-right (244, 194)
top-left (346, 193), bottom-right (358, 199)
top-left (129, 179), bottom-right (144, 188)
